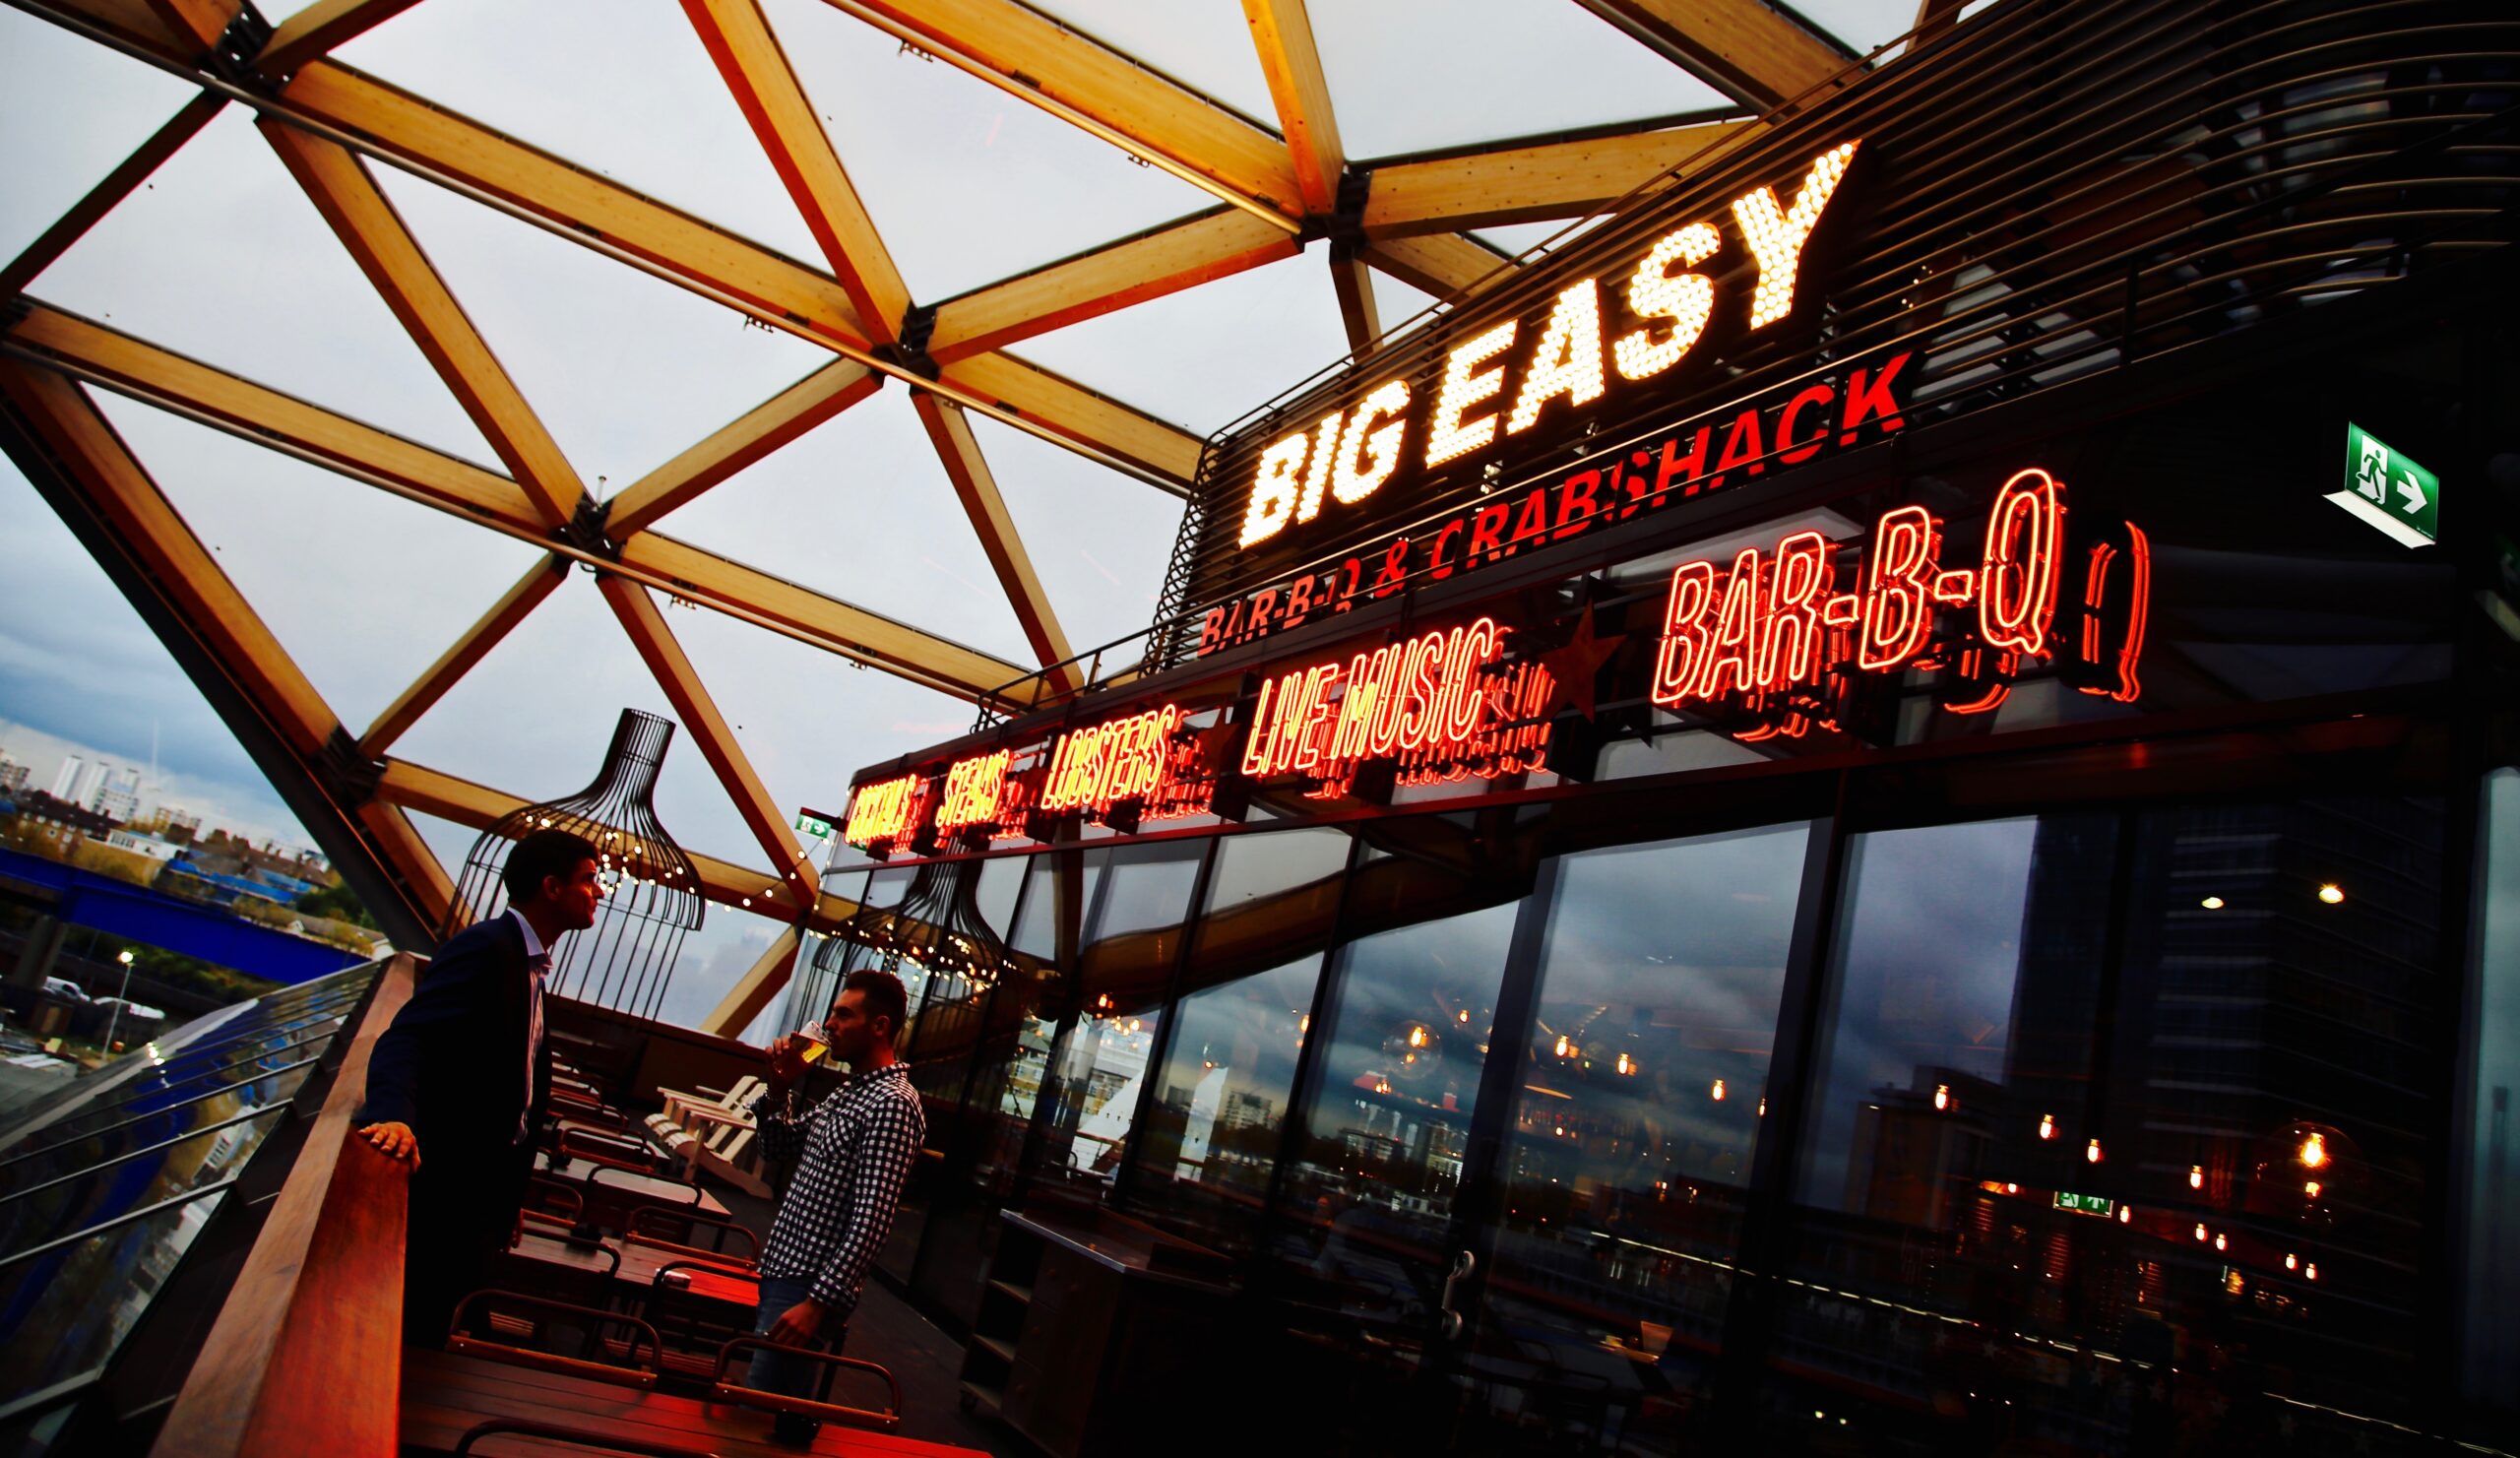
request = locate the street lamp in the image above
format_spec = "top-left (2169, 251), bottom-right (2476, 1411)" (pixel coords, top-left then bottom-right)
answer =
top-left (103, 948), bottom-right (135, 1053)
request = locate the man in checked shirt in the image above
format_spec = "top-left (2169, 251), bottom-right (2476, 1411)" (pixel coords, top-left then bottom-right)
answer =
top-left (746, 968), bottom-right (925, 1446)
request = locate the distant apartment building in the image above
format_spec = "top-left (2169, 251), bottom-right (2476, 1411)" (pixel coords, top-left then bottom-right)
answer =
top-left (49, 755), bottom-right (85, 799)
top-left (90, 766), bottom-right (142, 824)
top-left (0, 754), bottom-right (29, 795)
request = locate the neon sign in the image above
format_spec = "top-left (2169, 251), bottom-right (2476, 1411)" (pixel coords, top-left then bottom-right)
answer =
top-left (844, 772), bottom-right (929, 849)
top-left (1651, 469), bottom-right (2149, 733)
top-left (1239, 143), bottom-right (1861, 552)
top-left (1196, 351), bottom-right (1910, 658)
top-left (852, 703), bottom-right (1215, 851)
top-left (1240, 616), bottom-right (1554, 796)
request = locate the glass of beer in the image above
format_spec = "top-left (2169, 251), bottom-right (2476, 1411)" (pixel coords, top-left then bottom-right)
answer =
top-left (795, 1020), bottom-right (831, 1066)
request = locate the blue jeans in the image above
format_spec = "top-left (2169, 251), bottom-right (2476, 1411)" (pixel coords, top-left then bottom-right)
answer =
top-left (749, 1275), bottom-right (823, 1443)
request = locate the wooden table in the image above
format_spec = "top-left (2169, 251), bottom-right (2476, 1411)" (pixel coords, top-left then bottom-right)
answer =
top-left (402, 1346), bottom-right (984, 1457)
top-left (536, 1154), bottom-right (730, 1222)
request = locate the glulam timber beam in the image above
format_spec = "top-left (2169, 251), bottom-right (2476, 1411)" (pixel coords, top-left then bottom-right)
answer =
top-left (830, 0), bottom-right (1304, 223)
top-left (1572, 0), bottom-right (1852, 111)
top-left (1330, 246), bottom-right (1382, 355)
top-left (261, 122), bottom-right (586, 528)
top-left (253, 0), bottom-right (423, 77)
top-left (4, 303), bottom-right (542, 529)
top-left (262, 64), bottom-right (1191, 490)
top-left (143, 0), bottom-right (235, 54)
top-left (359, 554), bottom-right (568, 757)
top-left (682, 0), bottom-right (911, 343)
top-left (1241, 0), bottom-right (1346, 217)
top-left (698, 922), bottom-right (802, 1037)
top-left (912, 393), bottom-right (1078, 689)
top-left (595, 576), bottom-right (819, 909)
top-left (935, 351), bottom-right (1202, 488)
top-left (926, 208), bottom-right (1298, 365)
top-left (277, 63), bottom-right (873, 349)
top-left (614, 534), bottom-right (1040, 705)
top-left (1362, 120), bottom-right (1748, 236)
top-left (1359, 233), bottom-right (1518, 301)
top-left (373, 757), bottom-right (854, 930)
top-left (0, 92), bottom-right (224, 299)
top-left (605, 359), bottom-right (882, 537)
top-left (4, 304), bottom-right (1035, 704)
top-left (0, 359), bottom-right (454, 929)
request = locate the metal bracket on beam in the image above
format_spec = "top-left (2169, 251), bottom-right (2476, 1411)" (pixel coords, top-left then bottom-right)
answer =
top-left (561, 491), bottom-right (615, 559)
top-left (888, 302), bottom-right (941, 383)
top-left (210, 4), bottom-right (278, 92)
top-left (315, 727), bottom-right (384, 808)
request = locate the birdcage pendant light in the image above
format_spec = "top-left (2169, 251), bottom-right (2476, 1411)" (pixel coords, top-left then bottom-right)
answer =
top-left (446, 709), bottom-right (704, 1021)
top-left (788, 856), bottom-right (1006, 1038)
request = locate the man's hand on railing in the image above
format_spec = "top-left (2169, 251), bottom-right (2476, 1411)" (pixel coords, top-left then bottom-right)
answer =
top-left (357, 1120), bottom-right (421, 1169)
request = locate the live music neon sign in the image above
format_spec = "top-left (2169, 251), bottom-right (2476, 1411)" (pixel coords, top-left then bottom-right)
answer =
top-left (1652, 468), bottom-right (2149, 734)
top-left (1240, 616), bottom-right (1555, 796)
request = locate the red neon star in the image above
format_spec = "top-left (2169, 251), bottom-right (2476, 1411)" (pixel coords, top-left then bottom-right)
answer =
top-left (1540, 603), bottom-right (1627, 722)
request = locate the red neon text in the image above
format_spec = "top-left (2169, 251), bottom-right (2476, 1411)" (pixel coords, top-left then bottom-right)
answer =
top-left (935, 749), bottom-right (1014, 834)
top-left (1653, 469), bottom-right (2147, 729)
top-left (845, 772), bottom-right (930, 849)
top-left (1241, 617), bottom-right (1554, 793)
top-left (1040, 704), bottom-right (1186, 817)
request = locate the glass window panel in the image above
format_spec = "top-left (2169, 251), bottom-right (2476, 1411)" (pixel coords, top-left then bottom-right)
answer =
top-left (1278, 894), bottom-right (1524, 1298)
top-left (1184, 827), bottom-right (1350, 993)
top-left (0, 1062), bottom-right (315, 1197)
top-left (1769, 795), bottom-right (2447, 1453)
top-left (1129, 955), bottom-right (1322, 1253)
top-left (0, 1186), bottom-right (235, 1408)
top-left (1480, 823), bottom-right (1808, 1426)
top-left (0, 1107), bottom-right (284, 1264)
top-left (2464, 768), bottom-right (2519, 1408)
top-left (1029, 841), bottom-right (1206, 1196)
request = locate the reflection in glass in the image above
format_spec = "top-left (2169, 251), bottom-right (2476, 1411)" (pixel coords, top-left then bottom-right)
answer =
top-left (1279, 894), bottom-right (1522, 1308)
top-left (1477, 824), bottom-right (1807, 1439)
top-left (1129, 828), bottom-right (1351, 1250)
top-left (1770, 797), bottom-right (2445, 1454)
top-left (1030, 842), bottom-right (1204, 1193)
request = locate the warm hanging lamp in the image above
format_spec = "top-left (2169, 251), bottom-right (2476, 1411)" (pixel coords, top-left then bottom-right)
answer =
top-left (445, 709), bottom-right (704, 1021)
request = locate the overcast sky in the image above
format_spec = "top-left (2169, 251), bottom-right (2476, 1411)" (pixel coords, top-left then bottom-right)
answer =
top-left (0, 0), bottom-right (1912, 1028)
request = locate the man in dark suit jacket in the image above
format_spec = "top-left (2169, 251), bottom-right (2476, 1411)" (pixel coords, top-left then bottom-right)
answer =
top-left (355, 828), bottom-right (603, 1342)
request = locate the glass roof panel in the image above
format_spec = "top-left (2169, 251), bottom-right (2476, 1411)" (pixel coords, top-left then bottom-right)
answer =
top-left (95, 392), bottom-right (548, 735)
top-left (966, 413), bottom-right (1181, 663)
top-left (1313, 0), bottom-right (1732, 160)
top-left (1008, 247), bottom-right (1353, 436)
top-left (765, 0), bottom-right (1227, 301)
top-left (336, 0), bottom-right (826, 265)
top-left (391, 578), bottom-right (773, 870)
top-left (369, 163), bottom-right (839, 494)
top-left (0, 459), bottom-right (319, 851)
top-left (1789, 0), bottom-right (1914, 59)
top-left (29, 108), bottom-right (500, 465)
top-left (652, 599), bottom-right (987, 839)
top-left (1026, 0), bottom-right (1280, 123)
top-left (0, 8), bottom-right (199, 263)
top-left (648, 389), bottom-right (1040, 667)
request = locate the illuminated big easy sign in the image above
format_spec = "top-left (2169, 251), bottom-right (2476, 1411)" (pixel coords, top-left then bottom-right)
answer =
top-left (1196, 142), bottom-right (1901, 658)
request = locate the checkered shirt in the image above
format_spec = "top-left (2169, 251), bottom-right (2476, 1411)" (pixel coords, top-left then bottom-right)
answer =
top-left (749, 1061), bottom-right (925, 1317)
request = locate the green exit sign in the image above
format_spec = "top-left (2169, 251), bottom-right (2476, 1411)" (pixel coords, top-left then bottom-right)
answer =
top-left (2053, 1190), bottom-right (2116, 1218)
top-left (2326, 422), bottom-right (2440, 548)
top-left (794, 812), bottom-right (834, 841)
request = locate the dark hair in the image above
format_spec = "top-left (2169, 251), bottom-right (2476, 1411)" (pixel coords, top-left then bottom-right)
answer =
top-left (840, 969), bottom-right (910, 1043)
top-left (503, 828), bottom-right (598, 904)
